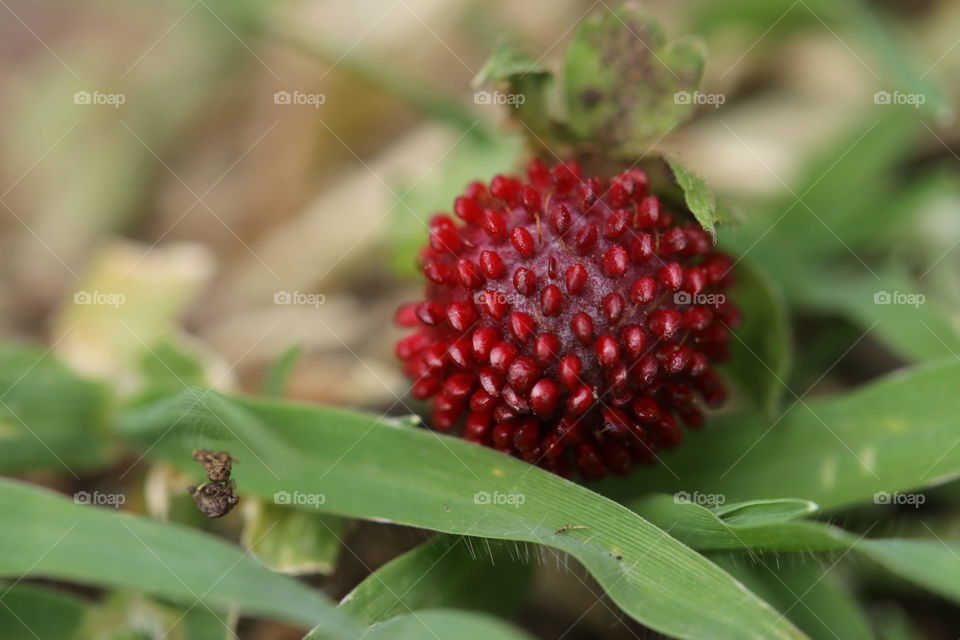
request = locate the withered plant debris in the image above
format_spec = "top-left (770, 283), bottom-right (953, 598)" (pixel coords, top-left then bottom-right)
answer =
top-left (188, 449), bottom-right (240, 518)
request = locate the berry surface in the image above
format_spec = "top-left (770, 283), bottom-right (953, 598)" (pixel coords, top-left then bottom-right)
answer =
top-left (395, 159), bottom-right (740, 480)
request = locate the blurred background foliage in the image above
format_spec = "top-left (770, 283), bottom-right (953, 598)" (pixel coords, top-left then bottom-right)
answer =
top-left (1, 0), bottom-right (960, 638)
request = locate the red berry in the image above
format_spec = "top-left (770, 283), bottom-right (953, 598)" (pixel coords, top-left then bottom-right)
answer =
top-left (396, 159), bottom-right (737, 478)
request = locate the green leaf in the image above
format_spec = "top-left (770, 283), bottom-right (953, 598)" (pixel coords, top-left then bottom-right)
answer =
top-left (242, 498), bottom-right (345, 575)
top-left (262, 343), bottom-right (303, 398)
top-left (350, 609), bottom-right (536, 640)
top-left (0, 583), bottom-right (88, 640)
top-left (337, 536), bottom-right (532, 626)
top-left (0, 478), bottom-right (357, 636)
top-left (474, 41), bottom-right (548, 85)
top-left (133, 339), bottom-right (210, 406)
top-left (600, 359), bottom-right (960, 511)
top-left (856, 538), bottom-right (960, 604)
top-left (723, 259), bottom-right (792, 417)
top-left (715, 557), bottom-right (876, 640)
top-left (473, 41), bottom-right (561, 141)
top-left (79, 590), bottom-right (233, 640)
top-left (711, 498), bottom-right (818, 527)
top-left (0, 343), bottom-right (112, 475)
top-left (563, 2), bottom-right (705, 155)
top-left (731, 106), bottom-right (919, 265)
top-left (119, 389), bottom-right (806, 640)
top-left (632, 494), bottom-right (846, 553)
top-left (666, 157), bottom-right (720, 236)
top-left (794, 267), bottom-right (960, 363)
top-left (632, 494), bottom-right (960, 606)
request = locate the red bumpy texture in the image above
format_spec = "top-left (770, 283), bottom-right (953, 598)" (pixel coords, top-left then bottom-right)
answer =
top-left (395, 159), bottom-right (741, 480)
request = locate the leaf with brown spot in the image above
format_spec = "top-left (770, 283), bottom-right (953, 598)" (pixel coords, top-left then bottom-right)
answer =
top-left (563, 2), bottom-right (705, 155)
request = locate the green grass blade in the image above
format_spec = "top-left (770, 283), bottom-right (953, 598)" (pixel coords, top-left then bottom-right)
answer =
top-left (601, 359), bottom-right (960, 511)
top-left (0, 583), bottom-right (88, 640)
top-left (0, 343), bottom-right (112, 474)
top-left (350, 609), bottom-right (535, 640)
top-left (336, 536), bottom-right (532, 626)
top-left (857, 538), bottom-right (960, 604)
top-left (0, 478), bottom-right (357, 636)
top-left (118, 389), bottom-right (806, 640)
top-left (724, 259), bottom-right (792, 417)
top-left (632, 495), bottom-right (847, 553)
top-left (716, 558), bottom-right (876, 640)
top-left (632, 494), bottom-right (960, 605)
top-left (262, 343), bottom-right (303, 398)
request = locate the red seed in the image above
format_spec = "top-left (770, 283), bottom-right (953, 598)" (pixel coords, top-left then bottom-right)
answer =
top-left (594, 335), bottom-right (620, 368)
top-left (630, 277), bottom-right (657, 304)
top-left (600, 292), bottom-right (625, 324)
top-left (649, 309), bottom-right (682, 340)
top-left (658, 262), bottom-right (683, 291)
top-left (558, 354), bottom-right (583, 389)
top-left (540, 284), bottom-right (562, 316)
top-left (479, 289), bottom-right (509, 319)
top-left (508, 311), bottom-right (535, 343)
top-left (512, 267), bottom-right (537, 296)
top-left (479, 250), bottom-right (505, 279)
top-left (549, 204), bottom-right (572, 235)
top-left (566, 385), bottom-right (594, 415)
top-left (630, 396), bottom-right (661, 423)
top-left (565, 264), bottom-right (588, 294)
top-left (571, 312), bottom-right (594, 344)
top-left (605, 209), bottom-right (629, 237)
top-left (522, 186), bottom-right (541, 213)
top-left (533, 333), bottom-right (560, 365)
top-left (530, 378), bottom-right (561, 416)
top-left (455, 259), bottom-right (483, 290)
top-left (637, 196), bottom-right (660, 227)
top-left (573, 224), bottom-right (599, 254)
top-left (423, 260), bottom-right (449, 284)
top-left (661, 227), bottom-right (687, 255)
top-left (472, 327), bottom-right (499, 362)
top-left (416, 301), bottom-right (445, 326)
top-left (602, 245), bottom-right (629, 277)
top-left (454, 195), bottom-right (483, 224)
top-left (482, 210), bottom-right (507, 239)
top-left (628, 233), bottom-right (655, 262)
top-left (489, 341), bottom-right (519, 375)
top-left (620, 325), bottom-right (648, 360)
top-left (446, 301), bottom-right (476, 333)
top-left (507, 356), bottom-right (540, 393)
top-left (511, 226), bottom-right (536, 257)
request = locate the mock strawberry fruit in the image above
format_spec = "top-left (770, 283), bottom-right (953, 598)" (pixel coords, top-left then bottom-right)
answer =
top-left (395, 158), bottom-right (740, 480)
